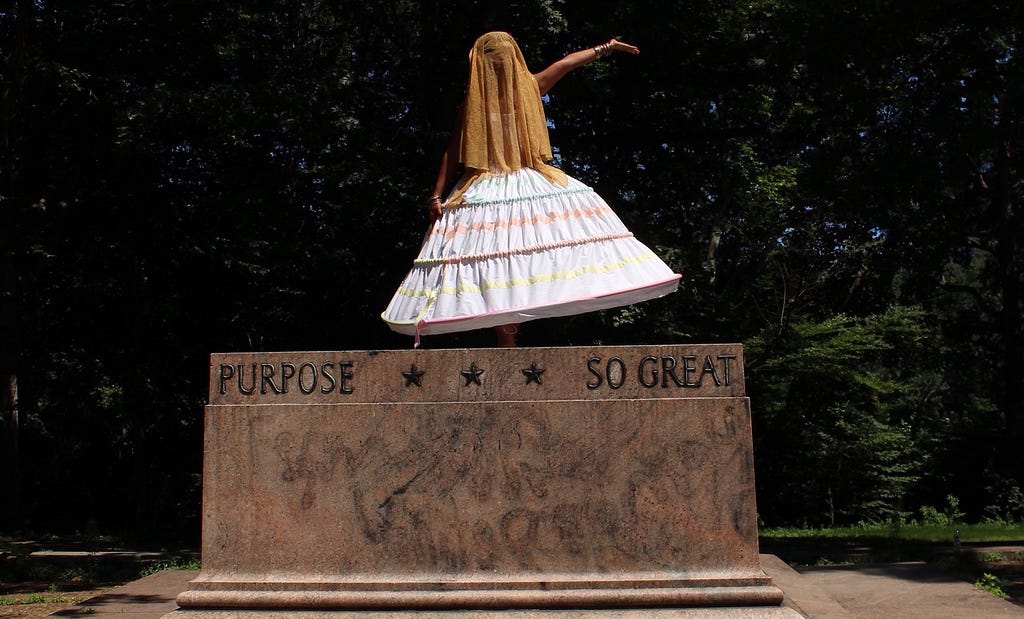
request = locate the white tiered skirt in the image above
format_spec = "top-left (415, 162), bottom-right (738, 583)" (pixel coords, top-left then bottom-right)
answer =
top-left (382, 168), bottom-right (680, 340)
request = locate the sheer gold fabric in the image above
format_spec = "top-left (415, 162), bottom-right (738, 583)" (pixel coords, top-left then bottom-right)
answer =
top-left (448, 32), bottom-right (567, 204)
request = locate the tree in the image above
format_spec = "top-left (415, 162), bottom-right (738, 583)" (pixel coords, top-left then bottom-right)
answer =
top-left (1, 0), bottom-right (1021, 535)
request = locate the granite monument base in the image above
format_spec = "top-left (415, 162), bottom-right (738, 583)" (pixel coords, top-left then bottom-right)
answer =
top-left (167, 346), bottom-right (796, 617)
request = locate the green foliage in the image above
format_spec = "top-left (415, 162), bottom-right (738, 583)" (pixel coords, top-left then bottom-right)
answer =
top-left (0, 592), bottom-right (72, 606)
top-left (974, 573), bottom-right (1010, 599)
top-left (944, 496), bottom-right (966, 525)
top-left (983, 479), bottom-right (1024, 523)
top-left (748, 306), bottom-right (934, 525)
top-left (138, 557), bottom-right (202, 577)
top-left (920, 495), bottom-right (966, 526)
top-left (919, 506), bottom-right (949, 527)
top-left (761, 522), bottom-right (1024, 544)
top-left (1, 0), bottom-right (1023, 535)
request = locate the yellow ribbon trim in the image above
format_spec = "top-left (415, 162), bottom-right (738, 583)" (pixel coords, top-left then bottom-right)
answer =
top-left (396, 251), bottom-right (660, 299)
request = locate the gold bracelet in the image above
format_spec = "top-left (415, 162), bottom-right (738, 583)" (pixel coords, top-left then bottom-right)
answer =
top-left (426, 195), bottom-right (442, 205)
top-left (594, 42), bottom-right (612, 58)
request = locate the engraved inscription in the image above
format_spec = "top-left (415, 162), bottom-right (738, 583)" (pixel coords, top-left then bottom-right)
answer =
top-left (587, 354), bottom-right (736, 390)
top-left (218, 360), bottom-right (354, 396)
top-left (214, 348), bottom-right (740, 399)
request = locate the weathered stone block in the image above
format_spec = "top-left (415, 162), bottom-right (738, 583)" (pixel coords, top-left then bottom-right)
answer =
top-left (169, 345), bottom-right (796, 617)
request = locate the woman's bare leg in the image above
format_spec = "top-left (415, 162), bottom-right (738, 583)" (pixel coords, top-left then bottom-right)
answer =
top-left (495, 324), bottom-right (519, 348)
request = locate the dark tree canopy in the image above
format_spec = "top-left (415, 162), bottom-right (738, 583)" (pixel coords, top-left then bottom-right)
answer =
top-left (1, 0), bottom-right (1021, 537)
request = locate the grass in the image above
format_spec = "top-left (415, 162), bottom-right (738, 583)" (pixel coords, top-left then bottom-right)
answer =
top-left (759, 522), bottom-right (1024, 567)
top-left (761, 522), bottom-right (1024, 544)
top-left (0, 592), bottom-right (75, 606)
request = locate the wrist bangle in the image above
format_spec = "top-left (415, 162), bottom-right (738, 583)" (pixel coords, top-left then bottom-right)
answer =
top-left (594, 42), bottom-right (612, 58)
top-left (426, 195), bottom-right (442, 205)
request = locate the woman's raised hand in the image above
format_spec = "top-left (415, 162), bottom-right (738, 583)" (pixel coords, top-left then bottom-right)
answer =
top-left (608, 38), bottom-right (639, 55)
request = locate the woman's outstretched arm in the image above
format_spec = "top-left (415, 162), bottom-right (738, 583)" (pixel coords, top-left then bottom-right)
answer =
top-left (533, 38), bottom-right (639, 95)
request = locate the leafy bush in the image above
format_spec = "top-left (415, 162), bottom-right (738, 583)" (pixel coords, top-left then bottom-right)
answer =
top-left (974, 573), bottom-right (1010, 599)
top-left (918, 505), bottom-right (949, 526)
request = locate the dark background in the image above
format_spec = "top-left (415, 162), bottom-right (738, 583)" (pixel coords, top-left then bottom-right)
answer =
top-left (1, 0), bottom-right (1021, 541)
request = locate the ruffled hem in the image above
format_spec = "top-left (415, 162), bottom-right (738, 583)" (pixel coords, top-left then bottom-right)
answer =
top-left (385, 275), bottom-right (681, 337)
top-left (382, 168), bottom-right (679, 339)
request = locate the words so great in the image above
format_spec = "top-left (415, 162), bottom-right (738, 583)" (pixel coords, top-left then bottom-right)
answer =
top-left (586, 354), bottom-right (735, 389)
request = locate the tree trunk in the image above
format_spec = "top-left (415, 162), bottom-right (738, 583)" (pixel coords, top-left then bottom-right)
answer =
top-left (994, 132), bottom-right (1022, 483)
top-left (0, 0), bottom-right (35, 530)
top-left (1, 373), bottom-right (19, 527)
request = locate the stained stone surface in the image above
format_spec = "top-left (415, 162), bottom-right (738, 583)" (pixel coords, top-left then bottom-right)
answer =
top-left (170, 345), bottom-right (794, 616)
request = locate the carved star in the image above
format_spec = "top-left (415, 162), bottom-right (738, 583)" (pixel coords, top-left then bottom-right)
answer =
top-left (521, 362), bottom-right (545, 385)
top-left (460, 362), bottom-right (485, 386)
top-left (402, 364), bottom-right (425, 387)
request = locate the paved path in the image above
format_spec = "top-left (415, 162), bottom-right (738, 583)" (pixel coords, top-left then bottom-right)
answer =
top-left (765, 554), bottom-right (1024, 618)
top-left (49, 569), bottom-right (192, 618)
top-left (44, 557), bottom-right (1024, 617)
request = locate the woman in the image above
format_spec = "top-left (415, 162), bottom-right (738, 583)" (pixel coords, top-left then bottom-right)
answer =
top-left (382, 32), bottom-right (680, 347)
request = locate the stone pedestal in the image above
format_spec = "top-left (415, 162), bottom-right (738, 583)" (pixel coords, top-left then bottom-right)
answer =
top-left (168, 345), bottom-right (796, 617)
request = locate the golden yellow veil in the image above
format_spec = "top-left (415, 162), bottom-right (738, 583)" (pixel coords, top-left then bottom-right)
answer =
top-left (448, 32), bottom-right (567, 203)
